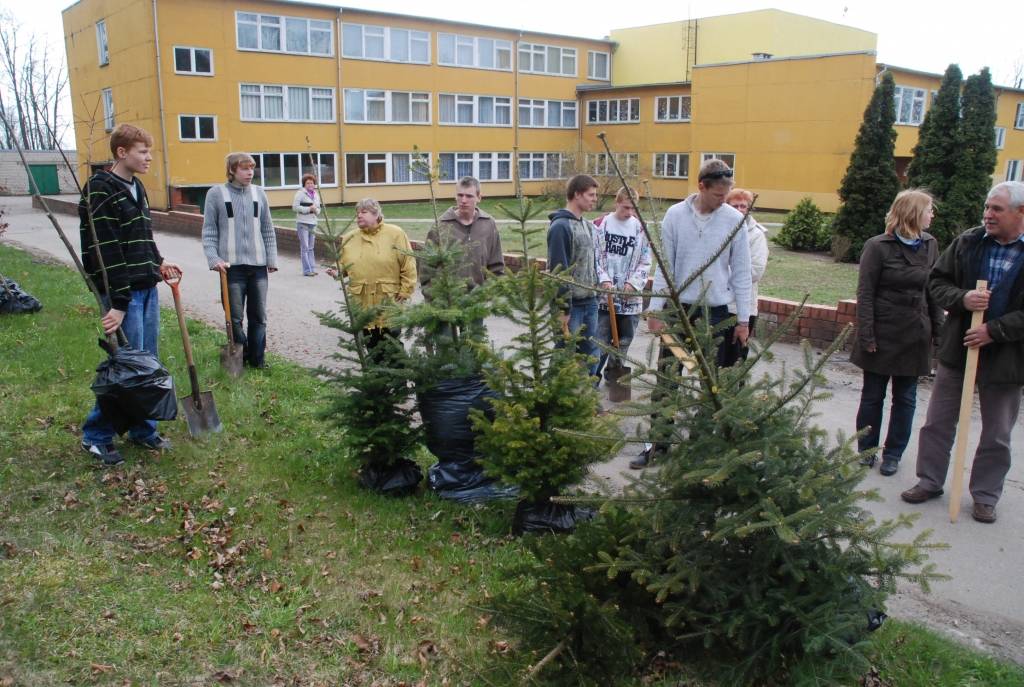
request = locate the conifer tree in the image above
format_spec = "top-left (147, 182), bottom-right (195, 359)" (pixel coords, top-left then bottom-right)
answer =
top-left (936, 68), bottom-right (998, 245)
top-left (907, 64), bottom-right (963, 200)
top-left (832, 72), bottom-right (900, 262)
top-left (470, 196), bottom-right (613, 532)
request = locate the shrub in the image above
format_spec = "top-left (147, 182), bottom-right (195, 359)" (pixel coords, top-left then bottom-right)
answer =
top-left (774, 197), bottom-right (832, 251)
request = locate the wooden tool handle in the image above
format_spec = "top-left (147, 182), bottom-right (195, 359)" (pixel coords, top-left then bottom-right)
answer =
top-left (949, 279), bottom-right (987, 522)
top-left (219, 270), bottom-right (235, 346)
top-left (660, 333), bottom-right (697, 371)
top-left (167, 279), bottom-right (196, 370)
top-left (607, 294), bottom-right (620, 348)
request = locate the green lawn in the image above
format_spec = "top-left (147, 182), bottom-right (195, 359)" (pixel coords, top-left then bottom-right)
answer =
top-left (2, 243), bottom-right (1015, 685)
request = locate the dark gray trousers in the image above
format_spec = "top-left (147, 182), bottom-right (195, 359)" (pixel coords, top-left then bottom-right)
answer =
top-left (914, 363), bottom-right (1022, 505)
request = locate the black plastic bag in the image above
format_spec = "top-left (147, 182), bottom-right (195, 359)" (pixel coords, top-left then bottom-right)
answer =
top-left (91, 341), bottom-right (177, 434)
top-left (0, 278), bottom-right (42, 314)
top-left (428, 460), bottom-right (518, 503)
top-left (418, 376), bottom-right (494, 463)
top-left (513, 499), bottom-right (595, 535)
top-left (358, 457), bottom-right (423, 496)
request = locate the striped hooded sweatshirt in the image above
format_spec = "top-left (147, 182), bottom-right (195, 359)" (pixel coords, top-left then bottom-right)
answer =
top-left (78, 170), bottom-right (163, 312)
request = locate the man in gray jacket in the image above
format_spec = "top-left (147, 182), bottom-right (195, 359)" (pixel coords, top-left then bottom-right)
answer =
top-left (202, 152), bottom-right (278, 369)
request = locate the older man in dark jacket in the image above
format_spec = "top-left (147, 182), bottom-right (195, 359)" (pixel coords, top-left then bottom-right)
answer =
top-left (901, 181), bottom-right (1024, 523)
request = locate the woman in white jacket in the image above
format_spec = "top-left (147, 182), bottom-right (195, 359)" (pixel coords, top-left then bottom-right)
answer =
top-left (292, 174), bottom-right (321, 276)
top-left (725, 188), bottom-right (769, 363)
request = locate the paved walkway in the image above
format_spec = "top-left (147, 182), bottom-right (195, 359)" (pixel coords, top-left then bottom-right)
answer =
top-left (3, 195), bottom-right (1022, 663)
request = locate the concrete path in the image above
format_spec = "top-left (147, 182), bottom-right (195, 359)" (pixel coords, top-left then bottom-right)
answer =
top-left (3, 195), bottom-right (1022, 663)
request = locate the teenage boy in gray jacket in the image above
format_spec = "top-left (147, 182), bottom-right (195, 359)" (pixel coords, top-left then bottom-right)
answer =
top-left (202, 152), bottom-right (278, 369)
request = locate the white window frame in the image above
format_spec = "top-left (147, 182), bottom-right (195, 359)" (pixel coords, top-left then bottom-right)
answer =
top-left (178, 114), bottom-right (217, 142)
top-left (586, 98), bottom-right (640, 124)
top-left (101, 88), bottom-right (114, 131)
top-left (587, 51), bottom-right (609, 81)
top-left (438, 93), bottom-right (513, 127)
top-left (341, 23), bottom-right (430, 64)
top-left (894, 85), bottom-right (927, 126)
top-left (438, 152), bottom-right (513, 183)
top-left (343, 89), bottom-right (430, 124)
top-left (1007, 160), bottom-right (1023, 182)
top-left (344, 152), bottom-right (431, 186)
top-left (96, 20), bottom-right (109, 66)
top-left (518, 42), bottom-right (577, 77)
top-left (1015, 103), bottom-right (1024, 130)
top-left (518, 152), bottom-right (570, 181)
top-left (251, 152), bottom-right (338, 189)
top-left (173, 46), bottom-right (214, 76)
top-left (236, 12), bottom-right (334, 57)
top-left (653, 153), bottom-right (689, 179)
top-left (654, 95), bottom-right (692, 122)
top-left (995, 126), bottom-right (1006, 150)
top-left (239, 83), bottom-right (335, 123)
top-left (517, 98), bottom-right (577, 129)
top-left (437, 33), bottom-right (512, 71)
top-left (586, 152), bottom-right (638, 176)
top-left (701, 152), bottom-right (736, 170)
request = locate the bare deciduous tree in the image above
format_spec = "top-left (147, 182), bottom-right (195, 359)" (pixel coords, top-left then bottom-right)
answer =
top-left (0, 9), bottom-right (68, 150)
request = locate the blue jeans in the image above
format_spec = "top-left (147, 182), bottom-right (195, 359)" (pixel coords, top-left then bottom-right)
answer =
top-left (298, 223), bottom-right (317, 275)
top-left (856, 371), bottom-right (918, 461)
top-left (226, 265), bottom-right (268, 367)
top-left (82, 286), bottom-right (160, 444)
top-left (596, 309), bottom-right (637, 377)
top-left (557, 297), bottom-right (600, 377)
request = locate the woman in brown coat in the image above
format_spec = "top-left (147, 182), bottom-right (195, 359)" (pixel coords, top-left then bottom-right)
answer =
top-left (851, 189), bottom-right (944, 476)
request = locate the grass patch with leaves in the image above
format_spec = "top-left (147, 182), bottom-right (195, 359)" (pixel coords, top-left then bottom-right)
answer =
top-left (0, 243), bottom-right (1020, 685)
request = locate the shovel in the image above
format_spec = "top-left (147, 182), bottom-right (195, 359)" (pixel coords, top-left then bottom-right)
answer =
top-left (605, 295), bottom-right (631, 402)
top-left (218, 271), bottom-right (244, 378)
top-left (165, 275), bottom-right (223, 438)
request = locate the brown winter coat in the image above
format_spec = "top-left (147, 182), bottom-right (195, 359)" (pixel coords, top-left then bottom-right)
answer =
top-left (850, 232), bottom-right (944, 377)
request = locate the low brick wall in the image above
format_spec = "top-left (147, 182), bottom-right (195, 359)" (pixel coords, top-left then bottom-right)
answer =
top-left (34, 195), bottom-right (858, 349)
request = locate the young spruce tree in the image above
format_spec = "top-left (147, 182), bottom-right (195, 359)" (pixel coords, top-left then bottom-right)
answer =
top-left (832, 71), bottom-right (900, 262)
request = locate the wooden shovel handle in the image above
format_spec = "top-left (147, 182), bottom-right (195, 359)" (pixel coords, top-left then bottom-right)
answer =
top-left (607, 294), bottom-right (620, 348)
top-left (949, 279), bottom-right (987, 522)
top-left (165, 276), bottom-right (195, 370)
top-left (219, 270), bottom-right (235, 346)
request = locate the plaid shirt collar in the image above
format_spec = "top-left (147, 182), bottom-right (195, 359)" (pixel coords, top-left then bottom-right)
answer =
top-left (984, 232), bottom-right (1024, 292)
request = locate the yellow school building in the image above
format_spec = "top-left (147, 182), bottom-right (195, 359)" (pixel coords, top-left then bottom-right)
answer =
top-left (62, 2), bottom-right (1024, 211)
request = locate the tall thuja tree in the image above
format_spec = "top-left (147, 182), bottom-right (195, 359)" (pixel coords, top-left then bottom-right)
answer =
top-left (487, 135), bottom-right (946, 685)
top-left (470, 196), bottom-right (613, 532)
top-left (316, 213), bottom-right (422, 494)
top-left (832, 71), bottom-right (900, 262)
top-left (938, 68), bottom-right (999, 244)
top-left (907, 64), bottom-right (963, 200)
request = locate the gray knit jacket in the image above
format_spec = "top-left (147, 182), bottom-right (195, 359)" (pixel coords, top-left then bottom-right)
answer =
top-left (202, 183), bottom-right (278, 269)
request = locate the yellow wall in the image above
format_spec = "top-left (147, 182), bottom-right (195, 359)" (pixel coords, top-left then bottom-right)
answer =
top-left (995, 88), bottom-right (1024, 182)
top-left (690, 53), bottom-right (879, 211)
top-left (611, 10), bottom-right (875, 87)
top-left (63, 0), bottom-right (166, 206)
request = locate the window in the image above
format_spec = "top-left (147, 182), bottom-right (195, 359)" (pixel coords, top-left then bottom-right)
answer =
top-left (518, 152), bottom-right (570, 181)
top-left (96, 20), bottom-right (109, 66)
top-left (894, 85), bottom-right (926, 126)
top-left (101, 88), bottom-right (114, 131)
top-left (438, 93), bottom-right (512, 126)
top-left (252, 152), bottom-right (337, 188)
top-left (342, 23), bottom-right (429, 64)
top-left (655, 95), bottom-right (692, 122)
top-left (344, 89), bottom-right (430, 124)
top-left (995, 126), bottom-right (1007, 150)
top-left (1008, 160), bottom-right (1023, 182)
top-left (586, 153), bottom-right (638, 176)
top-left (345, 152), bottom-right (431, 185)
top-left (179, 115), bottom-right (216, 141)
top-left (437, 33), bottom-right (512, 71)
top-left (587, 51), bottom-right (609, 81)
top-left (518, 42), bottom-right (576, 77)
top-left (1016, 103), bottom-right (1024, 130)
top-left (586, 98), bottom-right (640, 124)
top-left (173, 46), bottom-right (213, 75)
top-left (438, 152), bottom-right (512, 182)
top-left (701, 152), bottom-right (736, 169)
top-left (236, 12), bottom-right (333, 56)
top-left (653, 153), bottom-right (689, 178)
top-left (240, 83), bottom-right (334, 122)
top-left (518, 98), bottom-right (576, 128)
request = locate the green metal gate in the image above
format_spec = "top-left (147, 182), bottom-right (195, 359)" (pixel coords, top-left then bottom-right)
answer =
top-left (27, 164), bottom-right (60, 195)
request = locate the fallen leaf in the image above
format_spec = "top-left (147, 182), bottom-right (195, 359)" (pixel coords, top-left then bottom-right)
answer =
top-left (101, 609), bottom-right (116, 620)
top-left (212, 668), bottom-right (243, 682)
top-left (269, 581), bottom-right (284, 593)
top-left (417, 640), bottom-right (438, 670)
top-left (1, 542), bottom-right (16, 559)
top-left (476, 615), bottom-right (490, 629)
top-left (351, 633), bottom-right (372, 653)
top-left (63, 491), bottom-right (79, 507)
top-left (490, 640), bottom-right (511, 655)
top-left (173, 632), bottom-right (183, 642)
top-left (91, 663), bottom-right (114, 674)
